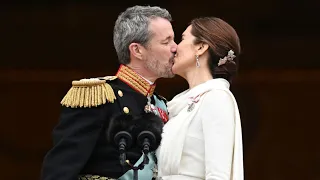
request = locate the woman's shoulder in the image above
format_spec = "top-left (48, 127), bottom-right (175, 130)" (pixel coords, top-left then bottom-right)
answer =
top-left (202, 88), bottom-right (234, 104)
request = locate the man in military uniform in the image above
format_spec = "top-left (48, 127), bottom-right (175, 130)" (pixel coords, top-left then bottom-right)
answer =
top-left (41, 5), bottom-right (177, 180)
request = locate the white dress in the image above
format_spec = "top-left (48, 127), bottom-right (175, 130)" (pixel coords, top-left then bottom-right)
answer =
top-left (156, 78), bottom-right (244, 180)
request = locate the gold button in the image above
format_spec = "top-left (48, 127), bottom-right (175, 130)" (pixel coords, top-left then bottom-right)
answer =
top-left (123, 107), bottom-right (129, 114)
top-left (118, 90), bottom-right (123, 97)
top-left (126, 159), bottom-right (132, 166)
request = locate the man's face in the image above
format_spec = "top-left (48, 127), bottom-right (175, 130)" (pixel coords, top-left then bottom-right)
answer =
top-left (143, 17), bottom-right (177, 78)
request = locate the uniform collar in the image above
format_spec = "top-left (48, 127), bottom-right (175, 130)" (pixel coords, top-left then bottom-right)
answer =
top-left (116, 64), bottom-right (156, 96)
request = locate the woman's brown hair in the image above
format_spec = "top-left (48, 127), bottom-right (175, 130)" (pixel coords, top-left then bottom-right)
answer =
top-left (191, 17), bottom-right (241, 82)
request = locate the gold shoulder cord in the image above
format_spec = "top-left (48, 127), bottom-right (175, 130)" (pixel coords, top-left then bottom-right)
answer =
top-left (60, 78), bottom-right (116, 108)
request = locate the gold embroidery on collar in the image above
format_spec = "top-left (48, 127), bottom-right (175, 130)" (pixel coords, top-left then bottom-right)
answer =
top-left (116, 65), bottom-right (156, 96)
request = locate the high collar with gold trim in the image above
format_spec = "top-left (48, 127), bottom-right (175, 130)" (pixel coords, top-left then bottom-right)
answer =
top-left (116, 65), bottom-right (156, 97)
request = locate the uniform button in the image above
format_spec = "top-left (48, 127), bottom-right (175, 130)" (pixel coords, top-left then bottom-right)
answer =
top-left (126, 160), bottom-right (132, 166)
top-left (118, 90), bottom-right (123, 97)
top-left (123, 107), bottom-right (129, 114)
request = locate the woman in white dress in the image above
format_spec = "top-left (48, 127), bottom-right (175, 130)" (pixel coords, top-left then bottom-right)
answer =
top-left (157, 17), bottom-right (244, 180)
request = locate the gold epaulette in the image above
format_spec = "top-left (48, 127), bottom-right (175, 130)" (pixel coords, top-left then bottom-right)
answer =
top-left (61, 77), bottom-right (117, 108)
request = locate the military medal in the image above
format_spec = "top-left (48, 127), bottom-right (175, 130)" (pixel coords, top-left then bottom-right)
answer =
top-left (187, 93), bottom-right (203, 112)
top-left (145, 96), bottom-right (152, 113)
top-left (144, 104), bottom-right (152, 113)
top-left (144, 95), bottom-right (169, 123)
top-left (145, 95), bottom-right (158, 115)
top-left (187, 102), bottom-right (195, 112)
top-left (186, 91), bottom-right (211, 112)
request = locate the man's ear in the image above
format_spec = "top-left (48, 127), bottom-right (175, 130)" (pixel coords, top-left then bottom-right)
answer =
top-left (196, 43), bottom-right (209, 56)
top-left (129, 43), bottom-right (144, 60)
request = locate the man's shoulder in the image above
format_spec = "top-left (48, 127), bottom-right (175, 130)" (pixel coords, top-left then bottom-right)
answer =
top-left (60, 76), bottom-right (118, 109)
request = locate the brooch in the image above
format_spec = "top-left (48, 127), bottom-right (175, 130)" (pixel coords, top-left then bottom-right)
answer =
top-left (187, 103), bottom-right (195, 112)
top-left (187, 94), bottom-right (201, 112)
top-left (187, 91), bottom-right (209, 112)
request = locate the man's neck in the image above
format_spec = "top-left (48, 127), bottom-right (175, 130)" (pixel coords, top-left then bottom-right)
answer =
top-left (126, 64), bottom-right (157, 83)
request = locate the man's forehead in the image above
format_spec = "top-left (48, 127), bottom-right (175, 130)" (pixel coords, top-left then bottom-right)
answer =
top-left (149, 18), bottom-right (174, 38)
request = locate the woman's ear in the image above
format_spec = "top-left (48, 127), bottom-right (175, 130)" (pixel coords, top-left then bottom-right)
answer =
top-left (129, 43), bottom-right (144, 60)
top-left (196, 43), bottom-right (209, 56)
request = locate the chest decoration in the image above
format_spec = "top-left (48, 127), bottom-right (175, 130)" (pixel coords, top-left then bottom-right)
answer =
top-left (187, 95), bottom-right (200, 112)
top-left (187, 91), bottom-right (209, 112)
top-left (145, 96), bottom-right (168, 123)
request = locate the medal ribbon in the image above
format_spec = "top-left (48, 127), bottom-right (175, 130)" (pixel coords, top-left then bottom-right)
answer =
top-left (187, 91), bottom-right (209, 111)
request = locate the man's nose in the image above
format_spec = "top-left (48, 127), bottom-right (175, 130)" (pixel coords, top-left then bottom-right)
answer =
top-left (171, 42), bottom-right (177, 52)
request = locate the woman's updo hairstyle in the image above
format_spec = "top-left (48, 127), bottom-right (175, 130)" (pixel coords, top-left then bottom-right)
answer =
top-left (190, 17), bottom-right (241, 82)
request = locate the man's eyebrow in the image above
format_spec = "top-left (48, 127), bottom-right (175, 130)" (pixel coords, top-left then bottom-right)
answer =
top-left (163, 35), bottom-right (173, 41)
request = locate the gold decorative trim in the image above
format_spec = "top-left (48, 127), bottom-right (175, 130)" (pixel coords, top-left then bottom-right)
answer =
top-left (61, 78), bottom-right (116, 108)
top-left (78, 174), bottom-right (116, 180)
top-left (116, 65), bottom-right (156, 96)
top-left (99, 76), bottom-right (117, 81)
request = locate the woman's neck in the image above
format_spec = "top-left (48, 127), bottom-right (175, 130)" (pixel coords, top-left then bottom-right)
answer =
top-left (184, 67), bottom-right (213, 89)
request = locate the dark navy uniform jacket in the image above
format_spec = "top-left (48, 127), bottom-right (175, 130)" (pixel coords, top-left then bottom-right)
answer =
top-left (41, 65), bottom-right (168, 180)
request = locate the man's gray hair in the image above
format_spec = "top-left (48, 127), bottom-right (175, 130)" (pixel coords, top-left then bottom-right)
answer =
top-left (113, 5), bottom-right (172, 64)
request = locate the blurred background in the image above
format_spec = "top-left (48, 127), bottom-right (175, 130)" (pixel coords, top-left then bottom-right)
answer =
top-left (1, 0), bottom-right (319, 179)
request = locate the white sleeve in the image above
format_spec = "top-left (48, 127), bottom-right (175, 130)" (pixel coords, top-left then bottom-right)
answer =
top-left (199, 90), bottom-right (235, 180)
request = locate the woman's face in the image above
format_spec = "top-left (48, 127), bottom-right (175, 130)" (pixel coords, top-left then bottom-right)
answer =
top-left (172, 25), bottom-right (198, 76)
